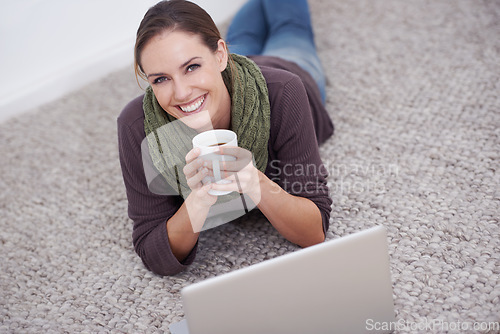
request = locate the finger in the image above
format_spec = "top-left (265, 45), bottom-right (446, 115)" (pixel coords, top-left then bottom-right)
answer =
top-left (220, 171), bottom-right (250, 185)
top-left (221, 156), bottom-right (254, 173)
top-left (210, 175), bottom-right (249, 195)
top-left (210, 181), bottom-right (238, 193)
top-left (186, 167), bottom-right (209, 189)
top-left (185, 147), bottom-right (201, 163)
top-left (219, 146), bottom-right (252, 160)
top-left (183, 158), bottom-right (206, 178)
top-left (190, 182), bottom-right (218, 210)
top-left (217, 146), bottom-right (240, 157)
top-left (201, 182), bottom-right (216, 196)
top-left (194, 182), bottom-right (218, 202)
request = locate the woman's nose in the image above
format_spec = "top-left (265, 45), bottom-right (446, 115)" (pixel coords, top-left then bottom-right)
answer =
top-left (173, 77), bottom-right (192, 102)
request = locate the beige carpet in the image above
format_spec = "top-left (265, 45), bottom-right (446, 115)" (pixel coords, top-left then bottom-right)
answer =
top-left (1, 0), bottom-right (499, 333)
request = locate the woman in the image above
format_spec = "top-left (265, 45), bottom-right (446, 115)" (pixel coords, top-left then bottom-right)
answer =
top-left (117, 0), bottom-right (334, 276)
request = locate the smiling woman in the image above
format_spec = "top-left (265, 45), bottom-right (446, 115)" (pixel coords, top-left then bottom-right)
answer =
top-left (140, 31), bottom-right (232, 131)
top-left (117, 0), bottom-right (335, 276)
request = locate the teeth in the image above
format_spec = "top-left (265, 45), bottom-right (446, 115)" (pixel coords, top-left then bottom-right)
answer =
top-left (180, 95), bottom-right (205, 113)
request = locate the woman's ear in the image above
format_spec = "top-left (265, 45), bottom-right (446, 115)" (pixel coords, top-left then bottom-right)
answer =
top-left (215, 39), bottom-right (229, 72)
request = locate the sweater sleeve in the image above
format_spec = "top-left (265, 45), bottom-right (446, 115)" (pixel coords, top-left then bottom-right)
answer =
top-left (117, 97), bottom-right (197, 276)
top-left (264, 72), bottom-right (333, 236)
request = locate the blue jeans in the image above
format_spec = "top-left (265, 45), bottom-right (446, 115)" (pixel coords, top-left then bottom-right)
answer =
top-left (226, 0), bottom-right (326, 103)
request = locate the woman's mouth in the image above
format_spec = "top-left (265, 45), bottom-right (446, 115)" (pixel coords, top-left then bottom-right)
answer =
top-left (178, 94), bottom-right (207, 114)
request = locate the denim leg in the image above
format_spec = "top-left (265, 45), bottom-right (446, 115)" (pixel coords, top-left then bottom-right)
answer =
top-left (226, 0), bottom-right (268, 56)
top-left (262, 0), bottom-right (315, 42)
top-left (261, 0), bottom-right (326, 102)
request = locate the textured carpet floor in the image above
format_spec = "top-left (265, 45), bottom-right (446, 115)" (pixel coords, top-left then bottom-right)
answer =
top-left (1, 0), bottom-right (499, 333)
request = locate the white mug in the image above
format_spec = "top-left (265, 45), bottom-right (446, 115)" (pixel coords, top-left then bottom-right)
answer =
top-left (192, 129), bottom-right (238, 196)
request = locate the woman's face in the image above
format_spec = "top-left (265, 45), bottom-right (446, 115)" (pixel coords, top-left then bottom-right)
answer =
top-left (141, 30), bottom-right (231, 131)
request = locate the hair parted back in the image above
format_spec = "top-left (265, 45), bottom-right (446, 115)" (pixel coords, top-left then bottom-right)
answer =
top-left (134, 0), bottom-right (232, 84)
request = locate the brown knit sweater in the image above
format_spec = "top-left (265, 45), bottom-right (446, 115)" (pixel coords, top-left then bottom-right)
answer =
top-left (117, 56), bottom-right (334, 276)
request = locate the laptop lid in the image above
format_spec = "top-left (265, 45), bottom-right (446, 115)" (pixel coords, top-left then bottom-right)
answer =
top-left (175, 225), bottom-right (396, 334)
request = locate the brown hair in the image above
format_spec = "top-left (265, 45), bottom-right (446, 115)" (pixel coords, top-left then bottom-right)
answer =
top-left (134, 0), bottom-right (233, 85)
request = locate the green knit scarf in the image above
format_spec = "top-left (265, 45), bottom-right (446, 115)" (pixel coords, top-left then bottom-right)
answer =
top-left (143, 54), bottom-right (270, 201)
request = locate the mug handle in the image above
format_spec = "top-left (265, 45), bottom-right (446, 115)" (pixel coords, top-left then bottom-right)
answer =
top-left (212, 158), bottom-right (221, 182)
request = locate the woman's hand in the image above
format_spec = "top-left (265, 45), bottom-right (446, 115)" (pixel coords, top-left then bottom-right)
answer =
top-left (183, 147), bottom-right (218, 209)
top-left (210, 146), bottom-right (262, 204)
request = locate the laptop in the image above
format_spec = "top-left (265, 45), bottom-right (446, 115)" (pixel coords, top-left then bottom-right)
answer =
top-left (170, 225), bottom-right (396, 334)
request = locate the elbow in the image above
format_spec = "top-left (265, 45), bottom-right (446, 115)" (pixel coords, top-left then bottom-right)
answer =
top-left (298, 216), bottom-right (326, 248)
top-left (138, 251), bottom-right (188, 277)
top-left (132, 220), bottom-right (194, 277)
top-left (300, 231), bottom-right (325, 248)
top-left (134, 244), bottom-right (189, 277)
top-left (301, 210), bottom-right (327, 248)
top-left (149, 262), bottom-right (186, 277)
top-left (295, 223), bottom-right (325, 248)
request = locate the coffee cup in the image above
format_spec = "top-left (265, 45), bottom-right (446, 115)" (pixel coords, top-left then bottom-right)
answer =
top-left (192, 129), bottom-right (238, 196)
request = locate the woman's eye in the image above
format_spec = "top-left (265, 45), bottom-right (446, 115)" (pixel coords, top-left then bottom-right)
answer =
top-left (187, 64), bottom-right (200, 72)
top-left (153, 76), bottom-right (168, 84)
